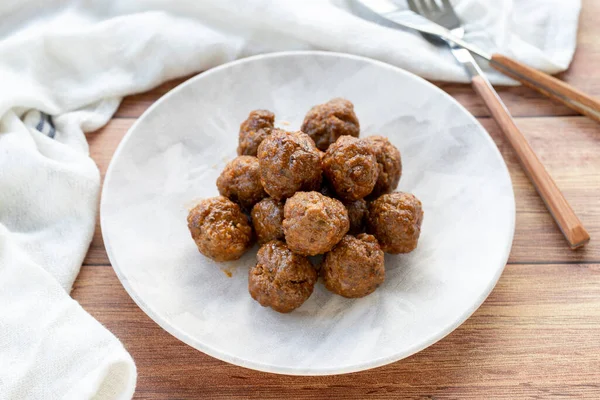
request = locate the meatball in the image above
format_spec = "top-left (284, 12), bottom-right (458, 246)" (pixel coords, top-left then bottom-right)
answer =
top-left (322, 234), bottom-right (385, 298)
top-left (187, 196), bottom-right (253, 261)
top-left (251, 197), bottom-right (285, 245)
top-left (322, 136), bottom-right (378, 201)
top-left (248, 240), bottom-right (317, 313)
top-left (237, 109), bottom-right (275, 156)
top-left (345, 199), bottom-right (368, 235)
top-left (216, 156), bottom-right (267, 210)
top-left (257, 130), bottom-right (322, 200)
top-left (367, 192), bottom-right (424, 254)
top-left (365, 135), bottom-right (402, 198)
top-left (301, 98), bottom-right (360, 151)
top-left (283, 191), bottom-right (349, 256)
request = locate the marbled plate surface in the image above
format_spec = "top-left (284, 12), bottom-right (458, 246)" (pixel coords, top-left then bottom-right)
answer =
top-left (101, 51), bottom-right (515, 375)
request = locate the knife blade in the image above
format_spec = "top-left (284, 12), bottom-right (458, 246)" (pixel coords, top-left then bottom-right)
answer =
top-left (352, 0), bottom-right (600, 124)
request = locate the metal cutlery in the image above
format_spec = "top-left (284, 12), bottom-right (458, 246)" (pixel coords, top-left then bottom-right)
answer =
top-left (365, 0), bottom-right (590, 248)
top-left (354, 0), bottom-right (600, 124)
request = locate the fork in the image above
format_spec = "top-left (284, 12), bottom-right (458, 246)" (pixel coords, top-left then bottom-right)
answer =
top-left (408, 0), bottom-right (589, 249)
top-left (354, 0), bottom-right (600, 123)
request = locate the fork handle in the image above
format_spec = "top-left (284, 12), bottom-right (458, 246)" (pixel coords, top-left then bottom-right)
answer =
top-left (490, 54), bottom-right (600, 123)
top-left (470, 74), bottom-right (590, 249)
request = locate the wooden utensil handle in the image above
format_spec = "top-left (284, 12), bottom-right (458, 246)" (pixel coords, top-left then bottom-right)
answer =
top-left (490, 54), bottom-right (600, 123)
top-left (471, 75), bottom-right (590, 249)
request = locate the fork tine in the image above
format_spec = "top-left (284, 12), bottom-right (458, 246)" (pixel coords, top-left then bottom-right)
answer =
top-left (440, 0), bottom-right (453, 12)
top-left (428, 0), bottom-right (441, 12)
top-left (407, 0), bottom-right (420, 14)
top-left (418, 0), bottom-right (431, 13)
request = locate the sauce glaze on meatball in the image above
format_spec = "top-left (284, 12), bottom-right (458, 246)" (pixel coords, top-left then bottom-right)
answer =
top-left (345, 198), bottom-right (368, 235)
top-left (322, 136), bottom-right (378, 201)
top-left (367, 192), bottom-right (424, 254)
top-left (365, 135), bottom-right (402, 199)
top-left (217, 156), bottom-right (267, 210)
top-left (322, 234), bottom-right (385, 298)
top-left (187, 196), bottom-right (253, 261)
top-left (251, 197), bottom-right (285, 245)
top-left (237, 109), bottom-right (275, 156)
top-left (257, 130), bottom-right (322, 200)
top-left (248, 240), bottom-right (317, 313)
top-left (300, 98), bottom-right (360, 151)
top-left (283, 191), bottom-right (349, 256)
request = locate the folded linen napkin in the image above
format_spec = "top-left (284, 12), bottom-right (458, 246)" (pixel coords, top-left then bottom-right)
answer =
top-left (0, 0), bottom-right (580, 398)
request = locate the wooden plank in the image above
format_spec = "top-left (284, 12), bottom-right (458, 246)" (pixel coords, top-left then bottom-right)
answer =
top-left (437, 0), bottom-right (600, 119)
top-left (557, 0), bottom-right (600, 95)
top-left (71, 263), bottom-right (600, 399)
top-left (75, 1), bottom-right (600, 398)
top-left (437, 84), bottom-right (577, 118)
top-left (83, 116), bottom-right (600, 265)
top-left (113, 0), bottom-right (600, 120)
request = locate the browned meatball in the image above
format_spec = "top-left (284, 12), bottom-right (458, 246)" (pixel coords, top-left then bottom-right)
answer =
top-left (367, 192), bottom-right (424, 254)
top-left (322, 234), bottom-right (385, 298)
top-left (345, 199), bottom-right (368, 235)
top-left (301, 98), bottom-right (360, 151)
top-left (248, 240), bottom-right (317, 313)
top-left (216, 156), bottom-right (267, 211)
top-left (187, 196), bottom-right (253, 261)
top-left (237, 110), bottom-right (275, 156)
top-left (251, 197), bottom-right (285, 245)
top-left (322, 136), bottom-right (378, 201)
top-left (257, 130), bottom-right (322, 200)
top-left (365, 135), bottom-right (402, 198)
top-left (283, 191), bottom-right (349, 256)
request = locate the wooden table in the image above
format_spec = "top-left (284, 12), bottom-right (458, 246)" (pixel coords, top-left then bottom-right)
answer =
top-left (76, 1), bottom-right (600, 398)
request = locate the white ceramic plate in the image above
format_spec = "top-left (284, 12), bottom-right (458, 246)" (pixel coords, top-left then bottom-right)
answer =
top-left (101, 51), bottom-right (515, 375)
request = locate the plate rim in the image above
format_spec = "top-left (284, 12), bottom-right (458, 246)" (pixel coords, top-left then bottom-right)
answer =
top-left (100, 50), bottom-right (516, 376)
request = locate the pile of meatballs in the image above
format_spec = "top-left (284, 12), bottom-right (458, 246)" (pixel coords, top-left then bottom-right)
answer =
top-left (187, 98), bottom-right (424, 313)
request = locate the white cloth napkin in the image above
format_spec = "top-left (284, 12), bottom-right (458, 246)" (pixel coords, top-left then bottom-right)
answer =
top-left (0, 0), bottom-right (580, 398)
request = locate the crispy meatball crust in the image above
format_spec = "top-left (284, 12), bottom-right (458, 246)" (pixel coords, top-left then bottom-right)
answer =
top-left (187, 196), bottom-right (253, 261)
top-left (283, 191), bottom-right (349, 256)
top-left (300, 98), bottom-right (360, 151)
top-left (345, 199), bottom-right (368, 235)
top-left (248, 240), bottom-right (317, 313)
top-left (257, 130), bottom-right (322, 200)
top-left (237, 109), bottom-right (275, 156)
top-left (217, 156), bottom-right (267, 210)
top-left (251, 197), bottom-right (285, 245)
top-left (367, 192), bottom-right (424, 254)
top-left (365, 135), bottom-right (402, 199)
top-left (322, 234), bottom-right (385, 298)
top-left (322, 136), bottom-right (378, 201)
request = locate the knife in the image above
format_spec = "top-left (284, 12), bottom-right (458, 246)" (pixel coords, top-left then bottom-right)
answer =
top-left (353, 0), bottom-right (591, 249)
top-left (352, 0), bottom-right (600, 123)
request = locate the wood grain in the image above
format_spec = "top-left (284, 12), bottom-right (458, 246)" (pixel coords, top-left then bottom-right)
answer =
top-left (71, 263), bottom-right (600, 399)
top-left (554, 0), bottom-right (600, 95)
top-left (83, 116), bottom-right (600, 265)
top-left (490, 53), bottom-right (600, 123)
top-left (76, 0), bottom-right (600, 397)
top-left (471, 74), bottom-right (590, 248)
